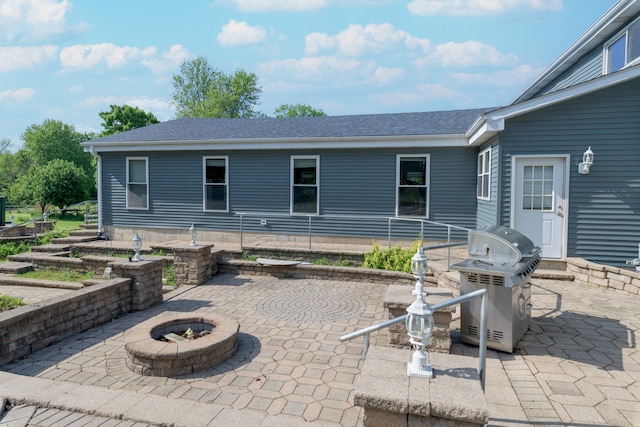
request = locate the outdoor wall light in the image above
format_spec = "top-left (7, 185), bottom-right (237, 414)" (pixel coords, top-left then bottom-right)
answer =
top-left (42, 211), bottom-right (48, 222)
top-left (9, 215), bottom-right (14, 224)
top-left (189, 223), bottom-right (197, 246)
top-left (406, 245), bottom-right (435, 378)
top-left (132, 232), bottom-right (143, 262)
top-left (578, 146), bottom-right (594, 175)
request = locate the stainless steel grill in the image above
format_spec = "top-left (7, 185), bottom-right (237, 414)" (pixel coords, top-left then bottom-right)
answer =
top-left (451, 225), bottom-right (541, 353)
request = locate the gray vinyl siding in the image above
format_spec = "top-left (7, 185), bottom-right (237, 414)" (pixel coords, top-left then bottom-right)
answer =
top-left (498, 77), bottom-right (640, 266)
top-left (536, 48), bottom-right (603, 97)
top-left (101, 147), bottom-right (477, 242)
top-left (476, 139), bottom-right (500, 227)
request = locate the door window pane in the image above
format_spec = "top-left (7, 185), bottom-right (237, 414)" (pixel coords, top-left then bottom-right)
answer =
top-left (522, 165), bottom-right (553, 211)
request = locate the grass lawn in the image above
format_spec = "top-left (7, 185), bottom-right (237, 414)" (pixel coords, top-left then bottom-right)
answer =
top-left (16, 268), bottom-right (95, 283)
top-left (0, 293), bottom-right (24, 311)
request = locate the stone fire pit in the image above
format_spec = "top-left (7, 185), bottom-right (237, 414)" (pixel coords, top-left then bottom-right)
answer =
top-left (124, 313), bottom-right (239, 377)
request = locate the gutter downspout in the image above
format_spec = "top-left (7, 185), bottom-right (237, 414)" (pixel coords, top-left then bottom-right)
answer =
top-left (89, 145), bottom-right (103, 234)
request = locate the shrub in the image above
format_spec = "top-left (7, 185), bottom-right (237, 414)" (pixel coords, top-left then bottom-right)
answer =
top-left (363, 241), bottom-right (420, 273)
top-left (0, 293), bottom-right (24, 311)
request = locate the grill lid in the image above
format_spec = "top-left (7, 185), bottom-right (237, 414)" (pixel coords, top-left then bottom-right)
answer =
top-left (468, 225), bottom-right (539, 263)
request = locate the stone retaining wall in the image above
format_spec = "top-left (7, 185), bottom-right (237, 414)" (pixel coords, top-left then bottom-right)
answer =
top-left (0, 278), bottom-right (132, 365)
top-left (567, 257), bottom-right (640, 295)
top-left (218, 259), bottom-right (438, 285)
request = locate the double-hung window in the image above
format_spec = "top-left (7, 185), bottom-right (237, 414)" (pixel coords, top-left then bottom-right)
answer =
top-left (606, 18), bottom-right (640, 73)
top-left (477, 148), bottom-right (491, 200)
top-left (203, 157), bottom-right (228, 212)
top-left (126, 157), bottom-right (148, 210)
top-left (397, 155), bottom-right (429, 217)
top-left (291, 156), bottom-right (319, 214)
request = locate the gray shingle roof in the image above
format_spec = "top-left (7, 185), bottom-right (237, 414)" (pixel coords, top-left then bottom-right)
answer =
top-left (89, 108), bottom-right (494, 143)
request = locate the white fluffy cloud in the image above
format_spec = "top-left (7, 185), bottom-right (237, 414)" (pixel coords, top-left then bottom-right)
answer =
top-left (228, 0), bottom-right (328, 12)
top-left (0, 45), bottom-right (58, 72)
top-left (0, 87), bottom-right (36, 101)
top-left (415, 40), bottom-right (518, 68)
top-left (305, 23), bottom-right (430, 57)
top-left (217, 20), bottom-right (266, 47)
top-left (0, 0), bottom-right (73, 42)
top-left (141, 44), bottom-right (192, 75)
top-left (60, 43), bottom-right (156, 70)
top-left (407, 0), bottom-right (563, 16)
top-left (259, 56), bottom-right (375, 83)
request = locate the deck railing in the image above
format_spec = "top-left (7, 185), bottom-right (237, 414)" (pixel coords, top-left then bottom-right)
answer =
top-left (234, 212), bottom-right (470, 269)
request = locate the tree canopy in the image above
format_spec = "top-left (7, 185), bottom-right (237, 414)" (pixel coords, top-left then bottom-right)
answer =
top-left (99, 104), bottom-right (159, 136)
top-left (274, 103), bottom-right (326, 118)
top-left (21, 119), bottom-right (94, 177)
top-left (171, 56), bottom-right (262, 119)
top-left (29, 159), bottom-right (89, 211)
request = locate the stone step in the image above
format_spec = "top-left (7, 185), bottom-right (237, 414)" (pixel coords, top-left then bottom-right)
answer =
top-left (532, 268), bottom-right (575, 281)
top-left (80, 223), bottom-right (99, 230)
top-left (0, 274), bottom-right (83, 290)
top-left (31, 244), bottom-right (71, 253)
top-left (0, 262), bottom-right (34, 274)
top-left (51, 236), bottom-right (99, 244)
top-left (69, 229), bottom-right (99, 237)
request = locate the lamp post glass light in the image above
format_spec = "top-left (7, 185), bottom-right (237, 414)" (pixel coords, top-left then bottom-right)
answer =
top-left (189, 223), bottom-right (197, 246)
top-left (406, 245), bottom-right (434, 378)
top-left (132, 233), bottom-right (143, 262)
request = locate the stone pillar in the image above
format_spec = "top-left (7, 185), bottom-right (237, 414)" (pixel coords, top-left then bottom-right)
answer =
top-left (384, 285), bottom-right (455, 354)
top-left (110, 257), bottom-right (164, 311)
top-left (173, 244), bottom-right (213, 287)
top-left (354, 346), bottom-right (489, 427)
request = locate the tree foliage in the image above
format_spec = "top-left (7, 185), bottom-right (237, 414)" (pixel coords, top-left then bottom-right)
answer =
top-left (21, 119), bottom-right (94, 177)
top-left (273, 103), bottom-right (326, 118)
top-left (171, 56), bottom-right (262, 118)
top-left (99, 104), bottom-right (159, 136)
top-left (29, 159), bottom-right (89, 211)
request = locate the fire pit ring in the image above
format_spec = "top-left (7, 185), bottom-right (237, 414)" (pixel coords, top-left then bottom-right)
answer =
top-left (124, 313), bottom-right (239, 377)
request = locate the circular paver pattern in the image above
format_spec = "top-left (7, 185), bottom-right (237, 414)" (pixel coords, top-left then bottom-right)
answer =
top-left (256, 288), bottom-right (364, 323)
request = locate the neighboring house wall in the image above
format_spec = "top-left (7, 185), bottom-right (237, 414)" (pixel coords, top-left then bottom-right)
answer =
top-left (498, 77), bottom-right (640, 266)
top-left (101, 146), bottom-right (477, 242)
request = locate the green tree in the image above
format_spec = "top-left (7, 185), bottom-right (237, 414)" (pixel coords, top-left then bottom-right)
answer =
top-left (171, 56), bottom-right (262, 118)
top-left (21, 119), bottom-right (94, 178)
top-left (99, 104), bottom-right (160, 136)
top-left (273, 103), bottom-right (326, 118)
top-left (29, 159), bottom-right (89, 212)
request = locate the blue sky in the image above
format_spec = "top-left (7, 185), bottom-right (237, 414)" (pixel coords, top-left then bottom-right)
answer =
top-left (0, 0), bottom-right (618, 150)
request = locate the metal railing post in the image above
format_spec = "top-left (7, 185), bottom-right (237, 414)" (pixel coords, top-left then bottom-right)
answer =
top-left (239, 214), bottom-right (244, 249)
top-left (308, 216), bottom-right (312, 250)
top-left (387, 218), bottom-right (391, 248)
top-left (340, 288), bottom-right (488, 391)
top-left (447, 225), bottom-right (452, 270)
top-left (479, 289), bottom-right (488, 391)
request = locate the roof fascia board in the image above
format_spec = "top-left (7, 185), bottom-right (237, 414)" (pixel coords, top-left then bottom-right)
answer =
top-left (469, 65), bottom-right (640, 146)
top-left (82, 134), bottom-right (469, 153)
top-left (511, 0), bottom-right (638, 104)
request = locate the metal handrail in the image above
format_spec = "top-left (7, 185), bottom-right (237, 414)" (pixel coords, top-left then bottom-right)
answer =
top-left (340, 288), bottom-right (488, 391)
top-left (234, 211), bottom-right (469, 267)
top-left (1, 200), bottom-right (98, 238)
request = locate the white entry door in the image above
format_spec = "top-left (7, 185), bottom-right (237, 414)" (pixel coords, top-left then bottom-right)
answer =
top-left (513, 157), bottom-right (566, 259)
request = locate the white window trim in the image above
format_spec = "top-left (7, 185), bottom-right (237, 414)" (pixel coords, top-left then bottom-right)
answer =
top-left (477, 148), bottom-right (491, 201)
top-left (202, 156), bottom-right (229, 212)
top-left (126, 156), bottom-right (149, 210)
top-left (395, 154), bottom-right (430, 218)
top-left (290, 155), bottom-right (320, 215)
top-left (603, 16), bottom-right (640, 74)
